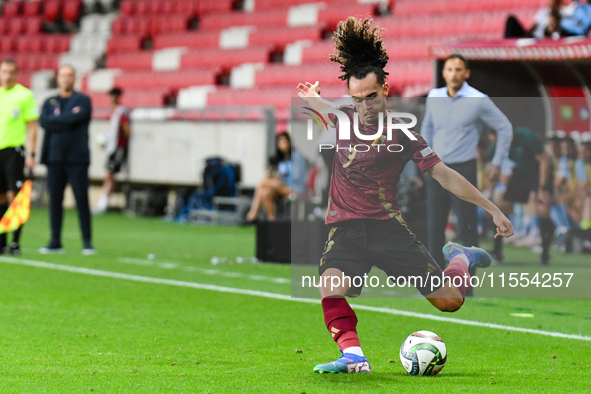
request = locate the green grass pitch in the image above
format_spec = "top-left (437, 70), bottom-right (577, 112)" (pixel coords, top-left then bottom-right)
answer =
top-left (0, 209), bottom-right (589, 393)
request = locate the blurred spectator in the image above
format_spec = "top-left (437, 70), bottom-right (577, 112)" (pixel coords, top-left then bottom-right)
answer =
top-left (577, 141), bottom-right (591, 229)
top-left (94, 88), bottom-right (131, 214)
top-left (553, 136), bottom-right (578, 252)
top-left (488, 128), bottom-right (552, 265)
top-left (505, 0), bottom-right (574, 38)
top-left (560, 1), bottom-right (591, 36)
top-left (246, 132), bottom-right (307, 221)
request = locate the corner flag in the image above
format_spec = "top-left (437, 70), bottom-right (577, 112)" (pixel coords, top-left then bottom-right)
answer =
top-left (0, 180), bottom-right (32, 234)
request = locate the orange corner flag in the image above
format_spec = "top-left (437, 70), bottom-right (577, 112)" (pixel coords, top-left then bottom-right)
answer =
top-left (0, 180), bottom-right (32, 234)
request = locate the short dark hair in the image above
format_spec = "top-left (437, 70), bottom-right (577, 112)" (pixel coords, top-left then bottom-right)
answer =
top-left (582, 141), bottom-right (591, 150)
top-left (0, 58), bottom-right (19, 71)
top-left (548, 136), bottom-right (562, 144)
top-left (109, 87), bottom-right (123, 97)
top-left (444, 53), bottom-right (469, 70)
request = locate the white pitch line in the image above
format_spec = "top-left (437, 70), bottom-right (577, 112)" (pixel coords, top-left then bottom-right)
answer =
top-left (1, 256), bottom-right (590, 342)
top-left (118, 257), bottom-right (290, 284)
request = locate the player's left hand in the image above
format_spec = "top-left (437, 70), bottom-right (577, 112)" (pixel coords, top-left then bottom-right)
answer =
top-left (492, 211), bottom-right (513, 238)
top-left (487, 164), bottom-right (501, 183)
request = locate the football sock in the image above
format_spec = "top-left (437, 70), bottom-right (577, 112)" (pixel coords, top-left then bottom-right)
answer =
top-left (13, 225), bottom-right (22, 245)
top-left (96, 195), bottom-right (109, 212)
top-left (443, 255), bottom-right (470, 298)
top-left (539, 217), bottom-right (555, 257)
top-left (322, 297), bottom-right (361, 351)
top-left (342, 346), bottom-right (364, 357)
top-left (0, 203), bottom-right (7, 249)
top-left (493, 235), bottom-right (503, 255)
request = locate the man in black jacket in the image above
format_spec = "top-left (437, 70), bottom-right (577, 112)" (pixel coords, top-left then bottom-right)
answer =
top-left (39, 65), bottom-right (94, 255)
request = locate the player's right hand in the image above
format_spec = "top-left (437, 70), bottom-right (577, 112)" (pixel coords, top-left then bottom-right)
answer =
top-left (297, 81), bottom-right (321, 97)
top-left (492, 211), bottom-right (514, 238)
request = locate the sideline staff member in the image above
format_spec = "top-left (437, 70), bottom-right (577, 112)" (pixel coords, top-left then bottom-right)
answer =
top-left (39, 65), bottom-right (94, 255)
top-left (421, 54), bottom-right (513, 271)
top-left (0, 59), bottom-right (38, 255)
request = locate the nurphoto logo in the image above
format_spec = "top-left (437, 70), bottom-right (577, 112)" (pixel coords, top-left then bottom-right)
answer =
top-left (303, 108), bottom-right (418, 152)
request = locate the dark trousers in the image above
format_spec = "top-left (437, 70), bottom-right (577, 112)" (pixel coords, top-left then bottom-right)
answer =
top-left (426, 160), bottom-right (479, 268)
top-left (47, 163), bottom-right (92, 245)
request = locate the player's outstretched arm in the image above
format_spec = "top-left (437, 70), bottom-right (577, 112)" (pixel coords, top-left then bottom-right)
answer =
top-left (427, 162), bottom-right (514, 238)
top-left (297, 81), bottom-right (337, 127)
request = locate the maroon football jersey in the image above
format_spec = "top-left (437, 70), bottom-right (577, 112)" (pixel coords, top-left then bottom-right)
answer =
top-left (325, 105), bottom-right (441, 225)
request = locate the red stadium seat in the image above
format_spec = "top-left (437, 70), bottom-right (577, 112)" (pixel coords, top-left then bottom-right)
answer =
top-left (0, 36), bottom-right (14, 53)
top-left (8, 18), bottom-right (25, 35)
top-left (180, 46), bottom-right (272, 69)
top-left (39, 53), bottom-right (60, 70)
top-left (0, 19), bottom-right (7, 35)
top-left (87, 89), bottom-right (170, 107)
top-left (45, 34), bottom-right (71, 53)
top-left (63, 0), bottom-right (82, 23)
top-left (107, 35), bottom-right (143, 54)
top-left (254, 63), bottom-right (342, 88)
top-left (15, 36), bottom-right (33, 53)
top-left (161, 0), bottom-right (177, 14)
top-left (43, 0), bottom-right (62, 23)
top-left (148, 1), bottom-right (162, 15)
top-left (174, 0), bottom-right (199, 16)
top-left (317, 4), bottom-right (377, 27)
top-left (249, 25), bottom-right (325, 48)
top-left (113, 69), bottom-right (219, 90)
top-left (106, 51), bottom-right (154, 70)
top-left (23, 1), bottom-right (42, 17)
top-left (111, 17), bottom-right (125, 35)
top-left (119, 0), bottom-right (135, 16)
top-left (199, 9), bottom-right (288, 30)
top-left (135, 1), bottom-right (150, 15)
top-left (197, 0), bottom-right (235, 16)
top-left (154, 14), bottom-right (188, 34)
top-left (26, 17), bottom-right (43, 34)
top-left (16, 72), bottom-right (33, 88)
top-left (2, 1), bottom-right (22, 17)
top-left (154, 31), bottom-right (220, 50)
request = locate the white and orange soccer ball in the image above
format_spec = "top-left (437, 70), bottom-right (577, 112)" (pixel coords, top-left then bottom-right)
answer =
top-left (399, 330), bottom-right (447, 376)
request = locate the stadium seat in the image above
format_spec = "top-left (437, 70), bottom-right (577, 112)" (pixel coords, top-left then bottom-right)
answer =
top-left (154, 14), bottom-right (188, 34)
top-left (119, 0), bottom-right (135, 16)
top-left (25, 16), bottom-right (43, 34)
top-left (87, 88), bottom-right (170, 107)
top-left (199, 9), bottom-right (288, 30)
top-left (107, 35), bottom-right (144, 54)
top-left (63, 0), bottom-right (82, 23)
top-left (106, 51), bottom-right (154, 70)
top-left (2, 0), bottom-right (22, 18)
top-left (253, 63), bottom-right (342, 87)
top-left (43, 0), bottom-right (62, 23)
top-left (180, 46), bottom-right (272, 70)
top-left (317, 4), bottom-right (377, 27)
top-left (0, 36), bottom-right (14, 53)
top-left (113, 69), bottom-right (220, 91)
top-left (8, 17), bottom-right (25, 35)
top-left (45, 34), bottom-right (71, 53)
top-left (249, 25), bottom-right (325, 48)
top-left (196, 0), bottom-right (235, 16)
top-left (23, 1), bottom-right (42, 17)
top-left (154, 31), bottom-right (220, 50)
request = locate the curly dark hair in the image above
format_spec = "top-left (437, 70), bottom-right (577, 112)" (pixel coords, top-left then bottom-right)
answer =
top-left (329, 17), bottom-right (389, 86)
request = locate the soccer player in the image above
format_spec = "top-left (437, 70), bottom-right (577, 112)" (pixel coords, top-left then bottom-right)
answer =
top-left (39, 65), bottom-right (95, 255)
top-left (297, 17), bottom-right (513, 374)
top-left (0, 59), bottom-right (38, 255)
top-left (94, 87), bottom-right (131, 214)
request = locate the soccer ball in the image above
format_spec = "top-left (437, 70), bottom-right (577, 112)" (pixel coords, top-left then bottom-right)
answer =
top-left (399, 330), bottom-right (447, 376)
